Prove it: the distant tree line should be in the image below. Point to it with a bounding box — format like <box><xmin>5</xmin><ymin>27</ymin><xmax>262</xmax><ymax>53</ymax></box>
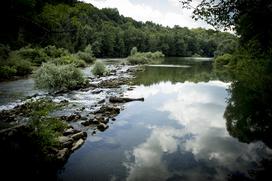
<box><xmin>0</xmin><ymin>0</ymin><xmax>236</xmax><ymax>58</ymax></box>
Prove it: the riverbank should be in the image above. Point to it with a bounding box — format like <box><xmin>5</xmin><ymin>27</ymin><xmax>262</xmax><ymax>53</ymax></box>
<box><xmin>0</xmin><ymin>63</ymin><xmax>144</xmax><ymax>179</ymax></box>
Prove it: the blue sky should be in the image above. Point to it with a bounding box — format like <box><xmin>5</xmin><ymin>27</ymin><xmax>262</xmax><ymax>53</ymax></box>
<box><xmin>83</xmin><ymin>0</ymin><xmax>211</xmax><ymax>29</ymax></box>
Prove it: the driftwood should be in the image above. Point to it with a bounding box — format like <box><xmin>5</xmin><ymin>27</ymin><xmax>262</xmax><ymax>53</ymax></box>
<box><xmin>109</xmin><ymin>97</ymin><xmax>144</xmax><ymax>103</ymax></box>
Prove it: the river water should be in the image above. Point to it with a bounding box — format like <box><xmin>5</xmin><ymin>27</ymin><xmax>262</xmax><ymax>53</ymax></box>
<box><xmin>56</xmin><ymin>57</ymin><xmax>272</xmax><ymax>181</ymax></box>
<box><xmin>1</xmin><ymin>57</ymin><xmax>271</xmax><ymax>180</ymax></box>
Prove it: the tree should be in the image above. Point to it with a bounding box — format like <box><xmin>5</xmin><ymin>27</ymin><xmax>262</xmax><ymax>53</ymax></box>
<box><xmin>180</xmin><ymin>0</ymin><xmax>272</xmax><ymax>52</ymax></box>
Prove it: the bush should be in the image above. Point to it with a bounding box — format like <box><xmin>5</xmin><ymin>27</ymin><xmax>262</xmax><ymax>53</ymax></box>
<box><xmin>0</xmin><ymin>65</ymin><xmax>17</xmax><ymax>79</ymax></box>
<box><xmin>51</xmin><ymin>55</ymin><xmax>86</xmax><ymax>67</ymax></box>
<box><xmin>127</xmin><ymin>51</ymin><xmax>165</xmax><ymax>65</ymax></box>
<box><xmin>76</xmin><ymin>44</ymin><xmax>96</xmax><ymax>63</ymax></box>
<box><xmin>130</xmin><ymin>47</ymin><xmax>138</xmax><ymax>56</ymax></box>
<box><xmin>0</xmin><ymin>44</ymin><xmax>10</xmax><ymax>62</ymax></box>
<box><xmin>8</xmin><ymin>52</ymin><xmax>33</xmax><ymax>76</ymax></box>
<box><xmin>91</xmin><ymin>60</ymin><xmax>107</xmax><ymax>76</ymax></box>
<box><xmin>43</xmin><ymin>45</ymin><xmax>69</xmax><ymax>58</ymax></box>
<box><xmin>34</xmin><ymin>63</ymin><xmax>85</xmax><ymax>91</ymax></box>
<box><xmin>16</xmin><ymin>46</ymin><xmax>48</xmax><ymax>65</ymax></box>
<box><xmin>214</xmin><ymin>53</ymin><xmax>234</xmax><ymax>68</ymax></box>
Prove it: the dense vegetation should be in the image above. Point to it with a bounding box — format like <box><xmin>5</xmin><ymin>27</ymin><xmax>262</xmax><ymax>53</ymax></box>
<box><xmin>91</xmin><ymin>60</ymin><xmax>107</xmax><ymax>76</ymax></box>
<box><xmin>34</xmin><ymin>63</ymin><xmax>86</xmax><ymax>91</ymax></box>
<box><xmin>1</xmin><ymin>0</ymin><xmax>236</xmax><ymax>59</ymax></box>
<box><xmin>181</xmin><ymin>0</ymin><xmax>272</xmax><ymax>149</ymax></box>
<box><xmin>127</xmin><ymin>47</ymin><xmax>165</xmax><ymax>65</ymax></box>
<box><xmin>0</xmin><ymin>45</ymin><xmax>94</xmax><ymax>80</ymax></box>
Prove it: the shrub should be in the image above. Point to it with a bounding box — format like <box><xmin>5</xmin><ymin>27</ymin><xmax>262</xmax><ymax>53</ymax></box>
<box><xmin>0</xmin><ymin>44</ymin><xmax>10</xmax><ymax>62</ymax></box>
<box><xmin>76</xmin><ymin>44</ymin><xmax>96</xmax><ymax>63</ymax></box>
<box><xmin>127</xmin><ymin>51</ymin><xmax>165</xmax><ymax>65</ymax></box>
<box><xmin>91</xmin><ymin>60</ymin><xmax>107</xmax><ymax>76</ymax></box>
<box><xmin>34</xmin><ymin>63</ymin><xmax>85</xmax><ymax>91</ymax></box>
<box><xmin>16</xmin><ymin>47</ymin><xmax>48</xmax><ymax>65</ymax></box>
<box><xmin>214</xmin><ymin>53</ymin><xmax>234</xmax><ymax>68</ymax></box>
<box><xmin>43</xmin><ymin>45</ymin><xmax>69</xmax><ymax>58</ymax></box>
<box><xmin>8</xmin><ymin>52</ymin><xmax>33</xmax><ymax>76</ymax></box>
<box><xmin>51</xmin><ymin>55</ymin><xmax>86</xmax><ymax>67</ymax></box>
<box><xmin>0</xmin><ymin>65</ymin><xmax>17</xmax><ymax>79</ymax></box>
<box><xmin>130</xmin><ymin>47</ymin><xmax>138</xmax><ymax>56</ymax></box>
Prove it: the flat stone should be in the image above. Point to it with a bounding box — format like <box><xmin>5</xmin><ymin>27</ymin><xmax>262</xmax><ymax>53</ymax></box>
<box><xmin>71</xmin><ymin>139</ymin><xmax>85</xmax><ymax>152</ymax></box>
<box><xmin>71</xmin><ymin>131</ymin><xmax>87</xmax><ymax>140</ymax></box>
<box><xmin>57</xmin><ymin>148</ymin><xmax>70</xmax><ymax>160</ymax></box>
<box><xmin>63</xmin><ymin>128</ymin><xmax>79</xmax><ymax>136</ymax></box>
<box><xmin>58</xmin><ymin>136</ymin><xmax>74</xmax><ymax>148</ymax></box>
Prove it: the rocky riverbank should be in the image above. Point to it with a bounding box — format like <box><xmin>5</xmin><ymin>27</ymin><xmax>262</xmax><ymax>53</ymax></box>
<box><xmin>0</xmin><ymin>64</ymin><xmax>144</xmax><ymax>179</ymax></box>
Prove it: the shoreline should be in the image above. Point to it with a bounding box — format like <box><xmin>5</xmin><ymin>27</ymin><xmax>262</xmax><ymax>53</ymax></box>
<box><xmin>0</xmin><ymin>63</ymin><xmax>144</xmax><ymax>179</ymax></box>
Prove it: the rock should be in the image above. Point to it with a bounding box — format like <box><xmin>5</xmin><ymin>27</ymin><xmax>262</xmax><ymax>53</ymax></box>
<box><xmin>97</xmin><ymin>123</ymin><xmax>109</xmax><ymax>131</ymax></box>
<box><xmin>81</xmin><ymin>115</ymin><xmax>99</xmax><ymax>126</ymax></box>
<box><xmin>71</xmin><ymin>131</ymin><xmax>87</xmax><ymax>140</ymax></box>
<box><xmin>60</xmin><ymin>99</ymin><xmax>69</xmax><ymax>103</ymax></box>
<box><xmin>60</xmin><ymin>114</ymin><xmax>81</xmax><ymax>122</ymax></box>
<box><xmin>127</xmin><ymin>87</ymin><xmax>135</xmax><ymax>91</ymax></box>
<box><xmin>63</xmin><ymin>128</ymin><xmax>80</xmax><ymax>136</ymax></box>
<box><xmin>57</xmin><ymin>148</ymin><xmax>70</xmax><ymax>161</ymax></box>
<box><xmin>58</xmin><ymin>136</ymin><xmax>74</xmax><ymax>148</ymax></box>
<box><xmin>98</xmin><ymin>99</ymin><xmax>105</xmax><ymax>104</ymax></box>
<box><xmin>92</xmin><ymin>89</ymin><xmax>103</xmax><ymax>94</ymax></box>
<box><xmin>109</xmin><ymin>97</ymin><xmax>144</xmax><ymax>103</ymax></box>
<box><xmin>112</xmin><ymin>118</ymin><xmax>116</xmax><ymax>121</ymax></box>
<box><xmin>95</xmin><ymin>106</ymin><xmax>120</xmax><ymax>116</ymax></box>
<box><xmin>81</xmin><ymin>120</ymin><xmax>91</xmax><ymax>126</ymax></box>
<box><xmin>71</xmin><ymin>139</ymin><xmax>85</xmax><ymax>152</ymax></box>
<box><xmin>95</xmin><ymin>116</ymin><xmax>109</xmax><ymax>124</ymax></box>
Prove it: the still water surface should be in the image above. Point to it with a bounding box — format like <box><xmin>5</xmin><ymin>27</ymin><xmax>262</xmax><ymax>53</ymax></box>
<box><xmin>59</xmin><ymin>58</ymin><xmax>272</xmax><ymax>180</ymax></box>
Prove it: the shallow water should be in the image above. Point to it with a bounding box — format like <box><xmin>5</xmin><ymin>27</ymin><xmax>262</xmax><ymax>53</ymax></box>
<box><xmin>58</xmin><ymin>58</ymin><xmax>272</xmax><ymax>180</ymax></box>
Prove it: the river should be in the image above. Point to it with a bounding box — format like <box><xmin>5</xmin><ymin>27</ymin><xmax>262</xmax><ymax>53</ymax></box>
<box><xmin>57</xmin><ymin>57</ymin><xmax>272</xmax><ymax>181</ymax></box>
<box><xmin>1</xmin><ymin>57</ymin><xmax>271</xmax><ymax>180</ymax></box>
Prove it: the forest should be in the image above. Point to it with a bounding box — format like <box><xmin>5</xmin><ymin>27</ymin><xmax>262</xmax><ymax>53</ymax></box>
<box><xmin>0</xmin><ymin>0</ymin><xmax>236</xmax><ymax>58</ymax></box>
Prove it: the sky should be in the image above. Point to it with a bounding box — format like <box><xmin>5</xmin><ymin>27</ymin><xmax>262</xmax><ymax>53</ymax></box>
<box><xmin>83</xmin><ymin>0</ymin><xmax>212</xmax><ymax>29</ymax></box>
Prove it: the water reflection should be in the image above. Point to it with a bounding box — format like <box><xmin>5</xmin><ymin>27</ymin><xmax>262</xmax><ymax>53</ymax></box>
<box><xmin>124</xmin><ymin>81</ymin><xmax>272</xmax><ymax>181</ymax></box>
<box><xmin>59</xmin><ymin>57</ymin><xmax>272</xmax><ymax>181</ymax></box>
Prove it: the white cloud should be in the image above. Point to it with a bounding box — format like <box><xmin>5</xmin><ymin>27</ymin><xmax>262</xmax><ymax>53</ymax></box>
<box><xmin>84</xmin><ymin>0</ymin><xmax>212</xmax><ymax>28</ymax></box>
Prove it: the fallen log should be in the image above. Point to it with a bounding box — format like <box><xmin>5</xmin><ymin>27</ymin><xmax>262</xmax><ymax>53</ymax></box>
<box><xmin>109</xmin><ymin>97</ymin><xmax>144</xmax><ymax>103</ymax></box>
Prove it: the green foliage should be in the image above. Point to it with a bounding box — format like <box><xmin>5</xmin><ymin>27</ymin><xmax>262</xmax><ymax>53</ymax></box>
<box><xmin>34</xmin><ymin>63</ymin><xmax>85</xmax><ymax>91</ymax></box>
<box><xmin>7</xmin><ymin>52</ymin><xmax>33</xmax><ymax>76</ymax></box>
<box><xmin>91</xmin><ymin>60</ymin><xmax>107</xmax><ymax>76</ymax></box>
<box><xmin>0</xmin><ymin>65</ymin><xmax>17</xmax><ymax>79</ymax></box>
<box><xmin>30</xmin><ymin>118</ymin><xmax>67</xmax><ymax>149</ymax></box>
<box><xmin>76</xmin><ymin>44</ymin><xmax>96</xmax><ymax>63</ymax></box>
<box><xmin>27</xmin><ymin>99</ymin><xmax>62</xmax><ymax>118</ymax></box>
<box><xmin>1</xmin><ymin>1</ymin><xmax>236</xmax><ymax>58</ymax></box>
<box><xmin>27</xmin><ymin>99</ymin><xmax>68</xmax><ymax>151</ymax></box>
<box><xmin>213</xmin><ymin>53</ymin><xmax>234</xmax><ymax>68</ymax></box>
<box><xmin>51</xmin><ymin>54</ymin><xmax>86</xmax><ymax>67</ymax></box>
<box><xmin>16</xmin><ymin>46</ymin><xmax>48</xmax><ymax>65</ymax></box>
<box><xmin>43</xmin><ymin>45</ymin><xmax>69</xmax><ymax>58</ymax></box>
<box><xmin>0</xmin><ymin>44</ymin><xmax>10</xmax><ymax>62</ymax></box>
<box><xmin>130</xmin><ymin>47</ymin><xmax>138</xmax><ymax>56</ymax></box>
<box><xmin>127</xmin><ymin>51</ymin><xmax>165</xmax><ymax>65</ymax></box>
<box><xmin>214</xmin><ymin>39</ymin><xmax>238</xmax><ymax>57</ymax></box>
